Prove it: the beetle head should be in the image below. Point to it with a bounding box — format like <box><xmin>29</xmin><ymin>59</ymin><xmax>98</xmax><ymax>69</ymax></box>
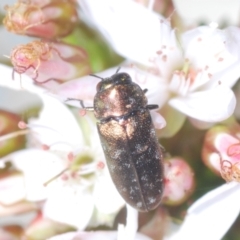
<box><xmin>90</xmin><ymin>68</ymin><xmax>132</xmax><ymax>93</ymax></box>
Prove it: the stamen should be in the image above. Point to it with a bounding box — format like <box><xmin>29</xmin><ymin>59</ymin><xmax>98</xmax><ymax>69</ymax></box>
<box><xmin>97</xmin><ymin>161</ymin><xmax>105</xmax><ymax>170</ymax></box>
<box><xmin>43</xmin><ymin>167</ymin><xmax>69</xmax><ymax>186</ymax></box>
<box><xmin>42</xmin><ymin>144</ymin><xmax>50</xmax><ymax>150</ymax></box>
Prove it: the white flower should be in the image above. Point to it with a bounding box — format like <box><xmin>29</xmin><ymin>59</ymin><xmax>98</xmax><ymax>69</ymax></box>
<box><xmin>78</xmin><ymin>0</ymin><xmax>240</xmax><ymax>135</ymax></box>
<box><xmin>0</xmin><ymin>64</ymin><xmax>124</xmax><ymax>229</ymax></box>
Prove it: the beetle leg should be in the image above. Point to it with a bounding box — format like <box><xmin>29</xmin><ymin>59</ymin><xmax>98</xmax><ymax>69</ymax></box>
<box><xmin>143</xmin><ymin>89</ymin><xmax>148</xmax><ymax>94</ymax></box>
<box><xmin>146</xmin><ymin>104</ymin><xmax>159</xmax><ymax>110</ymax></box>
<box><xmin>66</xmin><ymin>98</ymin><xmax>94</xmax><ymax>111</ymax></box>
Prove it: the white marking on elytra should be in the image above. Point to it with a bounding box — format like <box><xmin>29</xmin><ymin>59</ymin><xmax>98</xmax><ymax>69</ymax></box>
<box><xmin>124</xmin><ymin>163</ymin><xmax>131</xmax><ymax>168</ymax></box>
<box><xmin>148</xmin><ymin>197</ymin><xmax>156</xmax><ymax>204</ymax></box>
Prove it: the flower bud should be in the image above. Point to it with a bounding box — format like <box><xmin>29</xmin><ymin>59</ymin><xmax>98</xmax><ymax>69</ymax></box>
<box><xmin>162</xmin><ymin>157</ymin><xmax>195</xmax><ymax>205</ymax></box>
<box><xmin>3</xmin><ymin>0</ymin><xmax>78</xmax><ymax>39</ymax></box>
<box><xmin>0</xmin><ymin>110</ymin><xmax>25</xmax><ymax>158</ymax></box>
<box><xmin>10</xmin><ymin>40</ymin><xmax>90</xmax><ymax>87</ymax></box>
<box><xmin>202</xmin><ymin>124</ymin><xmax>240</xmax><ymax>182</ymax></box>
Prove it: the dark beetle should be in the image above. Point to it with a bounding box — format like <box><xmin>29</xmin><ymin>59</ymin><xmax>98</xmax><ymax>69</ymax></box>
<box><xmin>70</xmin><ymin>69</ymin><xmax>164</xmax><ymax>212</ymax></box>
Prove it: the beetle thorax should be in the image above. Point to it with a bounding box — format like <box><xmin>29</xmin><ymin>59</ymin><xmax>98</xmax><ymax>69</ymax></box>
<box><xmin>94</xmin><ymin>83</ymin><xmax>147</xmax><ymax>120</ymax></box>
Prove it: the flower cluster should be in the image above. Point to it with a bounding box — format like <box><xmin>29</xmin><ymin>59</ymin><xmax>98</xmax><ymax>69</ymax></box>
<box><xmin>1</xmin><ymin>0</ymin><xmax>240</xmax><ymax>240</ymax></box>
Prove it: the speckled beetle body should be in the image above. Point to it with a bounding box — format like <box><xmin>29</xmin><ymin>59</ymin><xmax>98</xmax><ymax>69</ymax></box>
<box><xmin>91</xmin><ymin>70</ymin><xmax>164</xmax><ymax>212</ymax></box>
<box><xmin>70</xmin><ymin>70</ymin><xmax>164</xmax><ymax>212</ymax></box>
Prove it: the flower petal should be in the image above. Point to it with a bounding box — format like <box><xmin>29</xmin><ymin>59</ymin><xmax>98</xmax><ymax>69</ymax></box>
<box><xmin>0</xmin><ymin>172</ymin><xmax>25</xmax><ymax>205</ymax></box>
<box><xmin>169</xmin><ymin>86</ymin><xmax>236</xmax><ymax>122</ymax></box>
<box><xmin>171</xmin><ymin>182</ymin><xmax>240</xmax><ymax>240</ymax></box>
<box><xmin>90</xmin><ymin>170</ymin><xmax>125</xmax><ymax>228</ymax></box>
<box><xmin>78</xmin><ymin>0</ymin><xmax>165</xmax><ymax>65</ymax></box>
<box><xmin>0</xmin><ymin>63</ymin><xmax>45</xmax><ymax>93</ymax></box>
<box><xmin>43</xmin><ymin>186</ymin><xmax>94</xmax><ymax>230</ymax></box>
<box><xmin>182</xmin><ymin>26</ymin><xmax>240</xmax><ymax>75</ymax></box>
<box><xmin>93</xmin><ymin>170</ymin><xmax>125</xmax><ymax>215</ymax></box>
<box><xmin>150</xmin><ymin>111</ymin><xmax>166</xmax><ymax>129</ymax></box>
<box><xmin>29</xmin><ymin>93</ymin><xmax>84</xmax><ymax>148</ymax></box>
<box><xmin>5</xmin><ymin>149</ymin><xmax>66</xmax><ymax>201</ymax></box>
<box><xmin>47</xmin><ymin>231</ymin><xmax>152</xmax><ymax>240</ymax></box>
<box><xmin>157</xmin><ymin>105</ymin><xmax>185</xmax><ymax>137</ymax></box>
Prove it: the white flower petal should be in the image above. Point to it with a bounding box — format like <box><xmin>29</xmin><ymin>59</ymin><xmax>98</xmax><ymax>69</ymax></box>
<box><xmin>0</xmin><ymin>64</ymin><xmax>44</xmax><ymax>114</ymax></box>
<box><xmin>182</xmin><ymin>26</ymin><xmax>240</xmax><ymax>74</ymax></box>
<box><xmin>0</xmin><ymin>64</ymin><xmax>44</xmax><ymax>94</ymax></box>
<box><xmin>47</xmin><ymin>231</ymin><xmax>152</xmax><ymax>240</ymax></box>
<box><xmin>0</xmin><ymin>173</ymin><xmax>25</xmax><ymax>205</ymax></box>
<box><xmin>29</xmin><ymin>93</ymin><xmax>84</xmax><ymax>148</ymax></box>
<box><xmin>53</xmin><ymin>75</ymin><xmax>99</xmax><ymax>108</ymax></box>
<box><xmin>6</xmin><ymin>149</ymin><xmax>66</xmax><ymax>201</ymax></box>
<box><xmin>0</xmin><ymin>84</ymin><xmax>42</xmax><ymax>115</ymax></box>
<box><xmin>44</xmin><ymin>187</ymin><xmax>94</xmax><ymax>230</ymax></box>
<box><xmin>206</xmin><ymin>61</ymin><xmax>240</xmax><ymax>89</ymax></box>
<box><xmin>157</xmin><ymin>105</ymin><xmax>186</xmax><ymax>138</ymax></box>
<box><xmin>169</xmin><ymin>86</ymin><xmax>236</xmax><ymax>122</ymax></box>
<box><xmin>188</xmin><ymin>118</ymin><xmax>214</xmax><ymax>129</ymax></box>
<box><xmin>130</xmin><ymin>69</ymin><xmax>170</xmax><ymax>108</ymax></box>
<box><xmin>79</xmin><ymin>0</ymin><xmax>165</xmax><ymax>65</ymax></box>
<box><xmin>150</xmin><ymin>111</ymin><xmax>166</xmax><ymax>129</ymax></box>
<box><xmin>0</xmin><ymin>64</ymin><xmax>84</xmax><ymax>148</ymax></box>
<box><xmin>171</xmin><ymin>182</ymin><xmax>240</xmax><ymax>240</ymax></box>
<box><xmin>93</xmin><ymin>170</ymin><xmax>125</xmax><ymax>215</ymax></box>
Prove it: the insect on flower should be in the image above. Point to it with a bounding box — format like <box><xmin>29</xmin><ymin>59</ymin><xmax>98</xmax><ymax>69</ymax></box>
<box><xmin>67</xmin><ymin>68</ymin><xmax>164</xmax><ymax>212</ymax></box>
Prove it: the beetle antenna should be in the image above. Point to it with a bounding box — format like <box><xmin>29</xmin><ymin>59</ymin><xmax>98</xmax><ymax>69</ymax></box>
<box><xmin>116</xmin><ymin>67</ymin><xmax>121</xmax><ymax>73</ymax></box>
<box><xmin>89</xmin><ymin>74</ymin><xmax>104</xmax><ymax>80</ymax></box>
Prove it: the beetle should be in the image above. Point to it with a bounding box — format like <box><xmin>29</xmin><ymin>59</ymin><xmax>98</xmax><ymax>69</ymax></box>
<box><xmin>68</xmin><ymin>68</ymin><xmax>164</xmax><ymax>212</ymax></box>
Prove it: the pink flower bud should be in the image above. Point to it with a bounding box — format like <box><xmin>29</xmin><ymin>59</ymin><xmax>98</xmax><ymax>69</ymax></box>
<box><xmin>10</xmin><ymin>40</ymin><xmax>90</xmax><ymax>87</ymax></box>
<box><xmin>202</xmin><ymin>125</ymin><xmax>230</xmax><ymax>175</ymax></box>
<box><xmin>203</xmin><ymin>124</ymin><xmax>240</xmax><ymax>182</ymax></box>
<box><xmin>3</xmin><ymin>0</ymin><xmax>78</xmax><ymax>39</ymax></box>
<box><xmin>162</xmin><ymin>157</ymin><xmax>195</xmax><ymax>205</ymax></box>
